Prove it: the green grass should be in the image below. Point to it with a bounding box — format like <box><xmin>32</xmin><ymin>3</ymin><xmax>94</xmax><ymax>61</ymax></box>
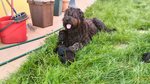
<box><xmin>1</xmin><ymin>0</ymin><xmax>150</xmax><ymax>84</ymax></box>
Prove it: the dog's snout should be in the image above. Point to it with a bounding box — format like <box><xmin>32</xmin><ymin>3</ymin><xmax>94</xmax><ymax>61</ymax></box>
<box><xmin>66</xmin><ymin>17</ymin><xmax>70</xmax><ymax>21</ymax></box>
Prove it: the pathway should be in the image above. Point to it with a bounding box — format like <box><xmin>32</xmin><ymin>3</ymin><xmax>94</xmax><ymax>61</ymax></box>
<box><xmin>0</xmin><ymin>0</ymin><xmax>95</xmax><ymax>80</ymax></box>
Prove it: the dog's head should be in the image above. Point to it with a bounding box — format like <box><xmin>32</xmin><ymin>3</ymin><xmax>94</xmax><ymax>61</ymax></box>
<box><xmin>56</xmin><ymin>45</ymin><xmax>75</xmax><ymax>64</ymax></box>
<box><xmin>63</xmin><ymin>7</ymin><xmax>84</xmax><ymax>30</ymax></box>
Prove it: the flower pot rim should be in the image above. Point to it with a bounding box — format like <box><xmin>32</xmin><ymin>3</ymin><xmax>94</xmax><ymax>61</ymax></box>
<box><xmin>63</xmin><ymin>0</ymin><xmax>70</xmax><ymax>1</ymax></box>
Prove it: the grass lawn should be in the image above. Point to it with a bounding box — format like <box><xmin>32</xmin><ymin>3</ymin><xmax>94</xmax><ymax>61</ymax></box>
<box><xmin>1</xmin><ymin>0</ymin><xmax>150</xmax><ymax>83</ymax></box>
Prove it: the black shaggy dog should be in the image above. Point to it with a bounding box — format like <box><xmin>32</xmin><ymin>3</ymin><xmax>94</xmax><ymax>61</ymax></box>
<box><xmin>54</xmin><ymin>7</ymin><xmax>115</xmax><ymax>63</ymax></box>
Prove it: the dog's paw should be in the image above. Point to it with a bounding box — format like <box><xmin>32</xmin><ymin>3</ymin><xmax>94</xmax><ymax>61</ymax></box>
<box><xmin>65</xmin><ymin>49</ymin><xmax>75</xmax><ymax>63</ymax></box>
<box><xmin>68</xmin><ymin>42</ymin><xmax>83</xmax><ymax>52</ymax></box>
<box><xmin>57</xmin><ymin>46</ymin><xmax>75</xmax><ymax>64</ymax></box>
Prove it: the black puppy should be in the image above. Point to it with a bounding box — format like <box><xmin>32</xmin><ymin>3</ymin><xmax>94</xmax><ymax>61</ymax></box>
<box><xmin>54</xmin><ymin>7</ymin><xmax>115</xmax><ymax>63</ymax></box>
<box><xmin>54</xmin><ymin>42</ymin><xmax>83</xmax><ymax>63</ymax></box>
<box><xmin>142</xmin><ymin>52</ymin><xmax>150</xmax><ymax>63</ymax></box>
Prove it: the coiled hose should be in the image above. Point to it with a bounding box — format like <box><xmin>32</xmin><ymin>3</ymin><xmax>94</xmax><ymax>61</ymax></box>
<box><xmin>0</xmin><ymin>27</ymin><xmax>63</xmax><ymax>66</ymax></box>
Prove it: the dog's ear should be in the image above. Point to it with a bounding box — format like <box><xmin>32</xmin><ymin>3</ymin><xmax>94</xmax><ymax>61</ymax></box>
<box><xmin>77</xmin><ymin>8</ymin><xmax>84</xmax><ymax>20</ymax></box>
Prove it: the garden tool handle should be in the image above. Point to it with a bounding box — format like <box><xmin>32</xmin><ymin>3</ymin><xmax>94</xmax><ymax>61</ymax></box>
<box><xmin>0</xmin><ymin>0</ymin><xmax>8</xmax><ymax>15</ymax></box>
<box><xmin>6</xmin><ymin>0</ymin><xmax>17</xmax><ymax>15</ymax></box>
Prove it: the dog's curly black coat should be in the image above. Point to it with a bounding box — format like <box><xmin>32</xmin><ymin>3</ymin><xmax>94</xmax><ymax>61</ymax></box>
<box><xmin>54</xmin><ymin>7</ymin><xmax>115</xmax><ymax>63</ymax></box>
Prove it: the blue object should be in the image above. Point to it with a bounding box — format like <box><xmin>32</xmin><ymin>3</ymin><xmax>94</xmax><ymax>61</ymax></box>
<box><xmin>54</xmin><ymin>0</ymin><xmax>62</xmax><ymax>16</ymax></box>
<box><xmin>69</xmin><ymin>0</ymin><xmax>76</xmax><ymax>8</ymax></box>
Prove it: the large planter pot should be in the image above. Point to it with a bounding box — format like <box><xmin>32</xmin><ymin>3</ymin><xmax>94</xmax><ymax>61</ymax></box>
<box><xmin>62</xmin><ymin>0</ymin><xmax>69</xmax><ymax>12</ymax></box>
<box><xmin>27</xmin><ymin>0</ymin><xmax>54</xmax><ymax>28</ymax></box>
